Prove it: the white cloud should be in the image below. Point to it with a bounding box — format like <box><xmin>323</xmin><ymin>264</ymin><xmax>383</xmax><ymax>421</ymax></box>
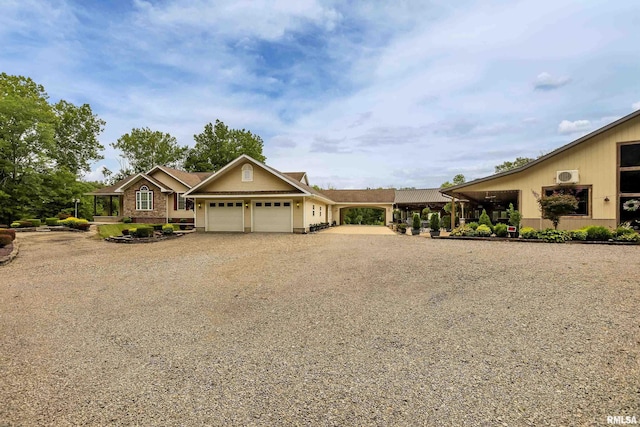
<box><xmin>558</xmin><ymin>120</ymin><xmax>591</xmax><ymax>134</ymax></box>
<box><xmin>534</xmin><ymin>72</ymin><xmax>571</xmax><ymax>90</ymax></box>
<box><xmin>632</xmin><ymin>101</ymin><xmax>640</xmax><ymax>111</ymax></box>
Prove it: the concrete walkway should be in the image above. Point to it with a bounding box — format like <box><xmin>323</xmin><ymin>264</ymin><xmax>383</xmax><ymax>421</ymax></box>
<box><xmin>320</xmin><ymin>225</ymin><xmax>396</xmax><ymax>235</ymax></box>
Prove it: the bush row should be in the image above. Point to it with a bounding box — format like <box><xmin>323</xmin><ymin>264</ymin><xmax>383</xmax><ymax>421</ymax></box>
<box><xmin>0</xmin><ymin>234</ymin><xmax>12</xmax><ymax>248</ymax></box>
<box><xmin>518</xmin><ymin>225</ymin><xmax>639</xmax><ymax>243</ymax></box>
<box><xmin>451</xmin><ymin>224</ymin><xmax>639</xmax><ymax>243</ymax></box>
<box><xmin>122</xmin><ymin>224</ymin><xmax>174</xmax><ymax>238</ymax></box>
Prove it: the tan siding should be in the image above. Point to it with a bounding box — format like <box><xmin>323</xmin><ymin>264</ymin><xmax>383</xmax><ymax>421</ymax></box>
<box><xmin>453</xmin><ymin>115</ymin><xmax>640</xmax><ymax>225</ymax></box>
<box><xmin>200</xmin><ymin>162</ymin><xmax>299</xmax><ymax>193</ymax></box>
<box><xmin>148</xmin><ymin>170</ymin><xmax>190</xmax><ymax>193</ymax></box>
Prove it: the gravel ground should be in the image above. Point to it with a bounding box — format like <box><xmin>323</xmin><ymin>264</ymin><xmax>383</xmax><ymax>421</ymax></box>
<box><xmin>1</xmin><ymin>230</ymin><xmax>639</xmax><ymax>426</ymax></box>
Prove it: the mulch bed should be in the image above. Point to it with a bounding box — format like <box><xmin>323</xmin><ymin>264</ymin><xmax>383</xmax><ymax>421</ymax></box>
<box><xmin>105</xmin><ymin>233</ymin><xmax>184</xmax><ymax>244</ymax></box>
<box><xmin>0</xmin><ymin>243</ymin><xmax>12</xmax><ymax>258</ymax></box>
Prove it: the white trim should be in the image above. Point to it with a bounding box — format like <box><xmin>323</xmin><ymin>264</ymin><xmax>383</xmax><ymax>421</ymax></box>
<box><xmin>241</xmin><ymin>163</ymin><xmax>254</xmax><ymax>182</ymax></box>
<box><xmin>186</xmin><ymin>193</ymin><xmax>305</xmax><ymax>199</ymax></box>
<box><xmin>135</xmin><ymin>185</ymin><xmax>154</xmax><ymax>211</ymax></box>
<box><xmin>116</xmin><ymin>173</ymin><xmax>173</xmax><ymax>193</ymax></box>
<box><xmin>184</xmin><ymin>154</ymin><xmax>313</xmax><ymax>197</ymax></box>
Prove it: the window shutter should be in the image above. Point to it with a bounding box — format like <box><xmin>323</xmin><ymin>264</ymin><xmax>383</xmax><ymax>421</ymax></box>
<box><xmin>174</xmin><ymin>193</ymin><xmax>178</xmax><ymax>210</ymax></box>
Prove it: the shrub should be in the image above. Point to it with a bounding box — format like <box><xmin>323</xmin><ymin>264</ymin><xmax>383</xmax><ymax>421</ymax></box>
<box><xmin>123</xmin><ymin>217</ymin><xmax>132</xmax><ymax>224</ymax></box>
<box><xmin>450</xmin><ymin>225</ymin><xmax>475</xmax><ymax>236</ymax></box>
<box><xmin>494</xmin><ymin>223</ymin><xmax>508</xmax><ymax>237</ymax></box>
<box><xmin>520</xmin><ymin>227</ymin><xmax>539</xmax><ymax>239</ymax></box>
<box><xmin>538</xmin><ymin>194</ymin><xmax>578</xmax><ymax>229</ymax></box>
<box><xmin>121</xmin><ymin>228</ymin><xmax>130</xmax><ymax>236</ymax></box>
<box><xmin>475</xmin><ymin>224</ymin><xmax>492</xmax><ymax>237</ymax></box>
<box><xmin>440</xmin><ymin>215</ymin><xmax>451</xmax><ymax>230</ymax></box>
<box><xmin>614</xmin><ymin>225</ymin><xmax>637</xmax><ymax>237</ymax></box>
<box><xmin>128</xmin><ymin>227</ymin><xmax>138</xmax><ymax>237</ymax></box>
<box><xmin>421</xmin><ymin>207</ymin><xmax>431</xmax><ymax>220</ymax></box>
<box><xmin>429</xmin><ymin>213</ymin><xmax>440</xmax><ymax>231</ymax></box>
<box><xmin>76</xmin><ymin>221</ymin><xmax>90</xmax><ymax>231</ymax></box>
<box><xmin>507</xmin><ymin>203</ymin><xmax>522</xmax><ymax>230</ymax></box>
<box><xmin>615</xmin><ymin>232</ymin><xmax>640</xmax><ymax>242</ymax></box>
<box><xmin>0</xmin><ymin>229</ymin><xmax>16</xmax><ymax>241</ymax></box>
<box><xmin>0</xmin><ymin>235</ymin><xmax>12</xmax><ymax>247</ymax></box>
<box><xmin>467</xmin><ymin>222</ymin><xmax>479</xmax><ymax>230</ymax></box>
<box><xmin>60</xmin><ymin>217</ymin><xmax>80</xmax><ymax>228</ymax></box>
<box><xmin>135</xmin><ymin>226</ymin><xmax>154</xmax><ymax>238</ymax></box>
<box><xmin>584</xmin><ymin>226</ymin><xmax>613</xmax><ymax>241</ymax></box>
<box><xmin>10</xmin><ymin>222</ymin><xmax>21</xmax><ymax>228</ymax></box>
<box><xmin>152</xmin><ymin>224</ymin><xmax>163</xmax><ymax>231</ymax></box>
<box><xmin>478</xmin><ymin>209</ymin><xmax>493</xmax><ymax>230</ymax></box>
<box><xmin>396</xmin><ymin>223</ymin><xmax>407</xmax><ymax>233</ymax></box>
<box><xmin>538</xmin><ymin>228</ymin><xmax>571</xmax><ymax>243</ymax></box>
<box><xmin>412</xmin><ymin>213</ymin><xmax>421</xmax><ymax>230</ymax></box>
<box><xmin>162</xmin><ymin>224</ymin><xmax>174</xmax><ymax>235</ymax></box>
<box><xmin>45</xmin><ymin>217</ymin><xmax>60</xmax><ymax>226</ymax></box>
<box><xmin>569</xmin><ymin>230</ymin><xmax>587</xmax><ymax>241</ymax></box>
<box><xmin>23</xmin><ymin>218</ymin><xmax>41</xmax><ymax>227</ymax></box>
<box><xmin>57</xmin><ymin>212</ymin><xmax>71</xmax><ymax>220</ymax></box>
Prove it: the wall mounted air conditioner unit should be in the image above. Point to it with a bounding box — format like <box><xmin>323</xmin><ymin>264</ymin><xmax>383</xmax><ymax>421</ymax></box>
<box><xmin>556</xmin><ymin>170</ymin><xmax>579</xmax><ymax>184</ymax></box>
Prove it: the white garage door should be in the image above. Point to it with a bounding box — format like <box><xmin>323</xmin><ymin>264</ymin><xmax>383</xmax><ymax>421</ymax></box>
<box><xmin>207</xmin><ymin>201</ymin><xmax>243</xmax><ymax>232</ymax></box>
<box><xmin>253</xmin><ymin>201</ymin><xmax>292</xmax><ymax>232</ymax></box>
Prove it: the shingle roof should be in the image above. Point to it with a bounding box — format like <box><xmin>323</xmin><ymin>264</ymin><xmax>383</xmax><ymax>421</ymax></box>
<box><xmin>86</xmin><ymin>175</ymin><xmax>137</xmax><ymax>195</ymax></box>
<box><xmin>394</xmin><ymin>189</ymin><xmax>451</xmax><ymax>204</ymax></box>
<box><xmin>319</xmin><ymin>189</ymin><xmax>396</xmax><ymax>203</ymax></box>
<box><xmin>156</xmin><ymin>166</ymin><xmax>211</xmax><ymax>187</ymax></box>
<box><xmin>283</xmin><ymin>172</ymin><xmax>306</xmax><ymax>182</ymax></box>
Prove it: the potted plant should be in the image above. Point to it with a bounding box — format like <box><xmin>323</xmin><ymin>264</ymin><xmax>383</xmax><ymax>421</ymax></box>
<box><xmin>411</xmin><ymin>213</ymin><xmax>421</xmax><ymax>235</ymax></box>
<box><xmin>397</xmin><ymin>223</ymin><xmax>407</xmax><ymax>234</ymax></box>
<box><xmin>179</xmin><ymin>218</ymin><xmax>188</xmax><ymax>230</ymax></box>
<box><xmin>429</xmin><ymin>213</ymin><xmax>440</xmax><ymax>237</ymax></box>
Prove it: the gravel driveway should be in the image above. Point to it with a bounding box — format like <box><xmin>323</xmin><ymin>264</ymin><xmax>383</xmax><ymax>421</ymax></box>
<box><xmin>1</xmin><ymin>231</ymin><xmax>639</xmax><ymax>426</ymax></box>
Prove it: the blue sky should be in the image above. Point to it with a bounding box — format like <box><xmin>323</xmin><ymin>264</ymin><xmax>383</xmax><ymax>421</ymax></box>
<box><xmin>2</xmin><ymin>0</ymin><xmax>640</xmax><ymax>188</ymax></box>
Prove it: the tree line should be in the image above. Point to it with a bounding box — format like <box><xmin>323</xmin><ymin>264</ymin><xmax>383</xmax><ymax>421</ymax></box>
<box><xmin>0</xmin><ymin>73</ymin><xmax>266</xmax><ymax>224</ymax></box>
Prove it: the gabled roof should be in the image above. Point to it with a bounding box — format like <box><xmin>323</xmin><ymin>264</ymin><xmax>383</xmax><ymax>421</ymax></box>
<box><xmin>394</xmin><ymin>189</ymin><xmax>451</xmax><ymax>204</ymax></box>
<box><xmin>319</xmin><ymin>189</ymin><xmax>395</xmax><ymax>204</ymax></box>
<box><xmin>284</xmin><ymin>172</ymin><xmax>308</xmax><ymax>185</ymax></box>
<box><xmin>441</xmin><ymin>108</ymin><xmax>640</xmax><ymax>194</ymax></box>
<box><xmin>86</xmin><ymin>174</ymin><xmax>137</xmax><ymax>196</ymax></box>
<box><xmin>116</xmin><ymin>172</ymin><xmax>173</xmax><ymax>193</ymax></box>
<box><xmin>184</xmin><ymin>154</ymin><xmax>335</xmax><ymax>204</ymax></box>
<box><xmin>147</xmin><ymin>165</ymin><xmax>204</xmax><ymax>188</ymax></box>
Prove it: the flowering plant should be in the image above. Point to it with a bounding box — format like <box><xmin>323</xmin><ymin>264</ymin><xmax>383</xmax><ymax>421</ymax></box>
<box><xmin>623</xmin><ymin>199</ymin><xmax>640</xmax><ymax>212</ymax></box>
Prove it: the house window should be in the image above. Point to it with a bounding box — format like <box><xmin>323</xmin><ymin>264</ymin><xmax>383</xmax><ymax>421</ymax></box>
<box><xmin>136</xmin><ymin>185</ymin><xmax>153</xmax><ymax>211</ymax></box>
<box><xmin>242</xmin><ymin>164</ymin><xmax>253</xmax><ymax>182</ymax></box>
<box><xmin>177</xmin><ymin>193</ymin><xmax>186</xmax><ymax>210</ymax></box>
<box><xmin>312</xmin><ymin>204</ymin><xmax>315</xmax><ymax>216</ymax></box>
<box><xmin>319</xmin><ymin>206</ymin><xmax>322</xmax><ymax>216</ymax></box>
<box><xmin>543</xmin><ymin>186</ymin><xmax>590</xmax><ymax>216</ymax></box>
<box><xmin>619</xmin><ymin>142</ymin><xmax>640</xmax><ymax>224</ymax></box>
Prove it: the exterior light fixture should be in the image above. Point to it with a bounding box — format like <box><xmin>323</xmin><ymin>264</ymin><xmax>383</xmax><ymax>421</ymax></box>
<box><xmin>604</xmin><ymin>196</ymin><xmax>610</xmax><ymax>202</ymax></box>
<box><xmin>197</xmin><ymin>202</ymin><xmax>202</xmax><ymax>209</ymax></box>
<box><xmin>245</xmin><ymin>203</ymin><xmax>249</xmax><ymax>208</ymax></box>
<box><xmin>296</xmin><ymin>202</ymin><xmax>300</xmax><ymax>208</ymax></box>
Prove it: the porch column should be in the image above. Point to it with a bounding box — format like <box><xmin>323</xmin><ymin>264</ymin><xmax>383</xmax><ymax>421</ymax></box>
<box><xmin>451</xmin><ymin>197</ymin><xmax>457</xmax><ymax>229</ymax></box>
<box><xmin>94</xmin><ymin>196</ymin><xmax>97</xmax><ymax>216</ymax></box>
<box><xmin>108</xmin><ymin>195</ymin><xmax>113</xmax><ymax>216</ymax></box>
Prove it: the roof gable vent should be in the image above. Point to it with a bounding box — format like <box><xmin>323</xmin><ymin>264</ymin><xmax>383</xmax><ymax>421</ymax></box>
<box><xmin>556</xmin><ymin>170</ymin><xmax>579</xmax><ymax>184</ymax></box>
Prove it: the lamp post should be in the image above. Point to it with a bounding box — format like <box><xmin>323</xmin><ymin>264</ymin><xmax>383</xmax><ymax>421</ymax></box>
<box><xmin>73</xmin><ymin>199</ymin><xmax>80</xmax><ymax>218</ymax></box>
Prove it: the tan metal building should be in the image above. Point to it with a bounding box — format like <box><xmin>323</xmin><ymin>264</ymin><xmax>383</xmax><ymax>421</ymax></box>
<box><xmin>441</xmin><ymin>109</ymin><xmax>640</xmax><ymax>230</ymax></box>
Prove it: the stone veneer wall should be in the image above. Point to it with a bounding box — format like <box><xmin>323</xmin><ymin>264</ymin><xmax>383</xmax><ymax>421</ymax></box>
<box><xmin>122</xmin><ymin>179</ymin><xmax>167</xmax><ymax>223</ymax></box>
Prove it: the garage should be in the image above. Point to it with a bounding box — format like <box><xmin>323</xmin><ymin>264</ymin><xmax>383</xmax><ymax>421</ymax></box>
<box><xmin>253</xmin><ymin>200</ymin><xmax>292</xmax><ymax>232</ymax></box>
<box><xmin>207</xmin><ymin>201</ymin><xmax>244</xmax><ymax>232</ymax></box>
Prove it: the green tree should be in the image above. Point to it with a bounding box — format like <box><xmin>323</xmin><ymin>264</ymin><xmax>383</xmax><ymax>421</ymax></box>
<box><xmin>494</xmin><ymin>157</ymin><xmax>535</xmax><ymax>174</ymax></box>
<box><xmin>507</xmin><ymin>203</ymin><xmax>522</xmax><ymax>229</ymax></box>
<box><xmin>440</xmin><ymin>174</ymin><xmax>466</xmax><ymax>188</ymax></box>
<box><xmin>538</xmin><ymin>194</ymin><xmax>579</xmax><ymax>229</ymax></box>
<box><xmin>184</xmin><ymin>119</ymin><xmax>266</xmax><ymax>172</ymax></box>
<box><xmin>478</xmin><ymin>209</ymin><xmax>493</xmax><ymax>230</ymax></box>
<box><xmin>0</xmin><ymin>73</ymin><xmax>56</xmax><ymax>223</ymax></box>
<box><xmin>0</xmin><ymin>73</ymin><xmax>106</xmax><ymax>224</ymax></box>
<box><xmin>52</xmin><ymin>100</ymin><xmax>105</xmax><ymax>175</ymax></box>
<box><xmin>111</xmin><ymin>127</ymin><xmax>187</xmax><ymax>174</ymax></box>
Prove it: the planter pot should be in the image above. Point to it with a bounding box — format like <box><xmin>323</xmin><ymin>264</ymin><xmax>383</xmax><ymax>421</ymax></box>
<box><xmin>399</xmin><ymin>228</ymin><xmax>407</xmax><ymax>234</ymax></box>
<box><xmin>411</xmin><ymin>228</ymin><xmax>421</xmax><ymax>235</ymax></box>
<box><xmin>430</xmin><ymin>231</ymin><xmax>441</xmax><ymax>237</ymax></box>
<box><xmin>179</xmin><ymin>224</ymin><xmax>187</xmax><ymax>230</ymax></box>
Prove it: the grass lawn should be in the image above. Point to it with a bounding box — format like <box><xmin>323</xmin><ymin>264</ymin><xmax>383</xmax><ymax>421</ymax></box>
<box><xmin>96</xmin><ymin>223</ymin><xmax>181</xmax><ymax>239</ymax></box>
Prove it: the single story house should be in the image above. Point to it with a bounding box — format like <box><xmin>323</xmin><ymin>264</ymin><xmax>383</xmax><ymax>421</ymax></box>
<box><xmin>440</xmin><ymin>109</ymin><xmax>640</xmax><ymax>230</ymax></box>
<box><xmin>87</xmin><ymin>166</ymin><xmax>213</xmax><ymax>224</ymax></box>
